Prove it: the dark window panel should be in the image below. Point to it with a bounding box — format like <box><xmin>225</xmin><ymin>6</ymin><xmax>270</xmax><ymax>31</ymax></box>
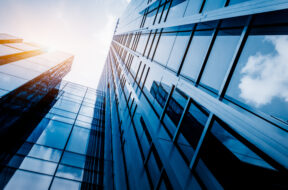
<box><xmin>195</xmin><ymin>119</ymin><xmax>285</xmax><ymax>189</ymax></box>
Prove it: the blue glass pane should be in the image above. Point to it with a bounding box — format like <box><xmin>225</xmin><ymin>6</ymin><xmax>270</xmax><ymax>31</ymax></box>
<box><xmin>56</xmin><ymin>165</ymin><xmax>83</xmax><ymax>181</ymax></box>
<box><xmin>202</xmin><ymin>0</ymin><xmax>226</xmax><ymax>12</ymax></box>
<box><xmin>27</xmin><ymin>118</ymin><xmax>50</xmax><ymax>143</ymax></box>
<box><xmin>49</xmin><ymin>108</ymin><xmax>77</xmax><ymax>119</ymax></box>
<box><xmin>66</xmin><ymin>127</ymin><xmax>90</xmax><ymax>154</ymax></box>
<box><xmin>181</xmin><ymin>30</ymin><xmax>213</xmax><ymax>80</ymax></box>
<box><xmin>166</xmin><ymin>32</ymin><xmax>191</xmax><ymax>71</ymax></box>
<box><xmin>61</xmin><ymin>152</ymin><xmax>86</xmax><ymax>168</ymax></box>
<box><xmin>19</xmin><ymin>157</ymin><xmax>57</xmax><ymax>175</ymax></box>
<box><xmin>184</xmin><ymin>0</ymin><xmax>203</xmax><ymax>16</ymax></box>
<box><xmin>200</xmin><ymin>28</ymin><xmax>242</xmax><ymax>92</ymax></box>
<box><xmin>36</xmin><ymin>120</ymin><xmax>72</xmax><ymax>149</ymax></box>
<box><xmin>229</xmin><ymin>0</ymin><xmax>253</xmax><ymax>5</ymax></box>
<box><xmin>166</xmin><ymin>0</ymin><xmax>187</xmax><ymax>21</ymax></box>
<box><xmin>28</xmin><ymin>144</ymin><xmax>62</xmax><ymax>162</ymax></box>
<box><xmin>54</xmin><ymin>99</ymin><xmax>81</xmax><ymax>113</ymax></box>
<box><xmin>51</xmin><ymin>178</ymin><xmax>80</xmax><ymax>190</ymax></box>
<box><xmin>0</xmin><ymin>72</ymin><xmax>27</xmax><ymax>91</ymax></box>
<box><xmin>226</xmin><ymin>26</ymin><xmax>288</xmax><ymax>123</ymax></box>
<box><xmin>154</xmin><ymin>33</ymin><xmax>177</xmax><ymax>65</ymax></box>
<box><xmin>79</xmin><ymin>106</ymin><xmax>95</xmax><ymax>118</ymax></box>
<box><xmin>5</xmin><ymin>170</ymin><xmax>52</xmax><ymax>190</ymax></box>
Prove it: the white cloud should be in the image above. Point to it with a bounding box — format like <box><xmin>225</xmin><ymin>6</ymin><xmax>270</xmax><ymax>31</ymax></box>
<box><xmin>239</xmin><ymin>36</ymin><xmax>288</xmax><ymax>107</ymax></box>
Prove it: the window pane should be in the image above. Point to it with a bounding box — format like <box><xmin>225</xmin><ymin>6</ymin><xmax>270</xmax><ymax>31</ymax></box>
<box><xmin>200</xmin><ymin>28</ymin><xmax>242</xmax><ymax>92</ymax></box>
<box><xmin>229</xmin><ymin>0</ymin><xmax>253</xmax><ymax>5</ymax></box>
<box><xmin>195</xmin><ymin>119</ymin><xmax>282</xmax><ymax>189</ymax></box>
<box><xmin>177</xmin><ymin>100</ymin><xmax>209</xmax><ymax>161</ymax></box>
<box><xmin>19</xmin><ymin>157</ymin><xmax>57</xmax><ymax>175</ymax></box>
<box><xmin>153</xmin><ymin>32</ymin><xmax>177</xmax><ymax>65</ymax></box>
<box><xmin>202</xmin><ymin>0</ymin><xmax>226</xmax><ymax>12</ymax></box>
<box><xmin>166</xmin><ymin>0</ymin><xmax>187</xmax><ymax>21</ymax></box>
<box><xmin>54</xmin><ymin>99</ymin><xmax>81</xmax><ymax>113</ymax></box>
<box><xmin>184</xmin><ymin>0</ymin><xmax>203</xmax><ymax>16</ymax></box>
<box><xmin>136</xmin><ymin>34</ymin><xmax>149</xmax><ymax>54</ymax></box>
<box><xmin>56</xmin><ymin>165</ymin><xmax>83</xmax><ymax>181</ymax></box>
<box><xmin>166</xmin><ymin>31</ymin><xmax>191</xmax><ymax>71</ymax></box>
<box><xmin>66</xmin><ymin>127</ymin><xmax>90</xmax><ymax>154</ymax></box>
<box><xmin>226</xmin><ymin>26</ymin><xmax>288</xmax><ymax>123</ymax></box>
<box><xmin>147</xmin><ymin>152</ymin><xmax>162</xmax><ymax>187</ymax></box>
<box><xmin>51</xmin><ymin>178</ymin><xmax>80</xmax><ymax>190</ymax></box>
<box><xmin>181</xmin><ymin>30</ymin><xmax>213</xmax><ymax>80</ymax></box>
<box><xmin>36</xmin><ymin>120</ymin><xmax>72</xmax><ymax>149</ymax></box>
<box><xmin>28</xmin><ymin>144</ymin><xmax>62</xmax><ymax>162</ymax></box>
<box><xmin>79</xmin><ymin>106</ymin><xmax>95</xmax><ymax>118</ymax></box>
<box><xmin>61</xmin><ymin>152</ymin><xmax>86</xmax><ymax>168</ymax></box>
<box><xmin>0</xmin><ymin>72</ymin><xmax>27</xmax><ymax>91</ymax></box>
<box><xmin>5</xmin><ymin>170</ymin><xmax>52</xmax><ymax>190</ymax></box>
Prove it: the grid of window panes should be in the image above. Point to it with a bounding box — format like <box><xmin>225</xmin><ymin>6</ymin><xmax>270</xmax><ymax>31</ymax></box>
<box><xmin>0</xmin><ymin>81</ymin><xmax>106</xmax><ymax>190</ymax></box>
<box><xmin>105</xmin><ymin>0</ymin><xmax>288</xmax><ymax>189</ymax></box>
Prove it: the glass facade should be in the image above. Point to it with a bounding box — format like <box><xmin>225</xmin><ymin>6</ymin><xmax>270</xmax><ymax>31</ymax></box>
<box><xmin>106</xmin><ymin>0</ymin><xmax>288</xmax><ymax>189</ymax></box>
<box><xmin>2</xmin><ymin>1</ymin><xmax>288</xmax><ymax>189</ymax></box>
<box><xmin>0</xmin><ymin>81</ymin><xmax>106</xmax><ymax>189</ymax></box>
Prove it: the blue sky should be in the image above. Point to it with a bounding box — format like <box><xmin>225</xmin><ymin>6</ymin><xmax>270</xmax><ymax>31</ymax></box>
<box><xmin>0</xmin><ymin>0</ymin><xmax>129</xmax><ymax>88</ymax></box>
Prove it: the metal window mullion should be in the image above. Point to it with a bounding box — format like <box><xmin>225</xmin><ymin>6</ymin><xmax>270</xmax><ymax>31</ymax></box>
<box><xmin>160</xmin><ymin>84</ymin><xmax>175</xmax><ymax>121</ymax></box>
<box><xmin>138</xmin><ymin>64</ymin><xmax>146</xmax><ymax>84</ymax></box>
<box><xmin>218</xmin><ymin>16</ymin><xmax>252</xmax><ymax>99</ymax></box>
<box><xmin>176</xmin><ymin>24</ymin><xmax>197</xmax><ymax>76</ymax></box>
<box><xmin>172</xmin><ymin>97</ymin><xmax>192</xmax><ymax>142</ymax></box>
<box><xmin>195</xmin><ymin>21</ymin><xmax>220</xmax><ymax>86</ymax></box>
<box><xmin>141</xmin><ymin>67</ymin><xmax>150</xmax><ymax>91</ymax></box>
<box><xmin>154</xmin><ymin>168</ymin><xmax>164</xmax><ymax>190</ymax></box>
<box><xmin>143</xmin><ymin>30</ymin><xmax>153</xmax><ymax>56</ymax></box>
<box><xmin>152</xmin><ymin>29</ymin><xmax>163</xmax><ymax>61</ymax></box>
<box><xmin>189</xmin><ymin>113</ymin><xmax>214</xmax><ymax>170</ymax></box>
<box><xmin>147</xmin><ymin>30</ymin><xmax>157</xmax><ymax>58</ymax></box>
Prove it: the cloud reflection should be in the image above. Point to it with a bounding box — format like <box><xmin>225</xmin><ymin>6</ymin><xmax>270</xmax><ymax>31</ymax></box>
<box><xmin>239</xmin><ymin>36</ymin><xmax>288</xmax><ymax>107</ymax></box>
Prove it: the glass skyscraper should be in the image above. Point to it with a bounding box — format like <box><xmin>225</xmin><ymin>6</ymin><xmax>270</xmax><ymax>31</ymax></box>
<box><xmin>1</xmin><ymin>0</ymin><xmax>288</xmax><ymax>189</ymax></box>
<box><xmin>101</xmin><ymin>0</ymin><xmax>288</xmax><ymax>189</ymax></box>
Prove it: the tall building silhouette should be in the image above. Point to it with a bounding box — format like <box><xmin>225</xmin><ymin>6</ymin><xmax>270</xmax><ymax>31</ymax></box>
<box><xmin>1</xmin><ymin>0</ymin><xmax>288</xmax><ymax>189</ymax></box>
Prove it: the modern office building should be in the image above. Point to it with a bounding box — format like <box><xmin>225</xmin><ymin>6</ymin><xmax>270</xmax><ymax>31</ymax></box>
<box><xmin>0</xmin><ymin>34</ymin><xmax>109</xmax><ymax>189</ymax></box>
<box><xmin>101</xmin><ymin>0</ymin><xmax>288</xmax><ymax>189</ymax></box>
<box><xmin>2</xmin><ymin>0</ymin><xmax>288</xmax><ymax>189</ymax></box>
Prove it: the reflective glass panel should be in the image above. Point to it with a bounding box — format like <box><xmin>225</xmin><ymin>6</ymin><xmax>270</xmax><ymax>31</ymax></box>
<box><xmin>184</xmin><ymin>0</ymin><xmax>203</xmax><ymax>16</ymax></box>
<box><xmin>229</xmin><ymin>0</ymin><xmax>253</xmax><ymax>5</ymax></box>
<box><xmin>177</xmin><ymin>100</ymin><xmax>209</xmax><ymax>161</ymax></box>
<box><xmin>166</xmin><ymin>31</ymin><xmax>191</xmax><ymax>71</ymax></box>
<box><xmin>51</xmin><ymin>178</ymin><xmax>80</xmax><ymax>190</ymax></box>
<box><xmin>195</xmin><ymin>119</ymin><xmax>281</xmax><ymax>189</ymax></box>
<box><xmin>66</xmin><ymin>127</ymin><xmax>90</xmax><ymax>154</ymax></box>
<box><xmin>28</xmin><ymin>144</ymin><xmax>62</xmax><ymax>162</ymax></box>
<box><xmin>36</xmin><ymin>120</ymin><xmax>72</xmax><ymax>149</ymax></box>
<box><xmin>61</xmin><ymin>152</ymin><xmax>86</xmax><ymax>168</ymax></box>
<box><xmin>5</xmin><ymin>170</ymin><xmax>52</xmax><ymax>190</ymax></box>
<box><xmin>200</xmin><ymin>28</ymin><xmax>242</xmax><ymax>92</ymax></box>
<box><xmin>201</xmin><ymin>0</ymin><xmax>226</xmax><ymax>12</ymax></box>
<box><xmin>153</xmin><ymin>32</ymin><xmax>177</xmax><ymax>65</ymax></box>
<box><xmin>56</xmin><ymin>165</ymin><xmax>83</xmax><ymax>181</ymax></box>
<box><xmin>166</xmin><ymin>0</ymin><xmax>187</xmax><ymax>21</ymax></box>
<box><xmin>19</xmin><ymin>157</ymin><xmax>57</xmax><ymax>175</ymax></box>
<box><xmin>54</xmin><ymin>99</ymin><xmax>81</xmax><ymax>113</ymax></box>
<box><xmin>226</xmin><ymin>26</ymin><xmax>288</xmax><ymax>123</ymax></box>
<box><xmin>0</xmin><ymin>72</ymin><xmax>27</xmax><ymax>91</ymax></box>
<box><xmin>181</xmin><ymin>30</ymin><xmax>213</xmax><ymax>80</ymax></box>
